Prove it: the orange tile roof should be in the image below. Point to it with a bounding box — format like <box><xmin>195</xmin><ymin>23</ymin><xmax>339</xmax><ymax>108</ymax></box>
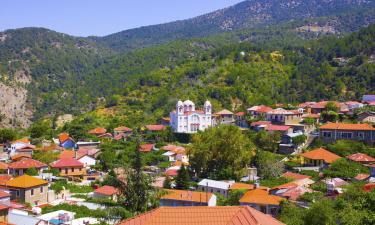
<box><xmin>161</xmin><ymin>145</ymin><xmax>186</xmax><ymax>153</ymax></box>
<box><xmin>94</xmin><ymin>185</ymin><xmax>118</xmax><ymax>196</ymax></box>
<box><xmin>8</xmin><ymin>158</ymin><xmax>47</xmax><ymax>169</ymax></box>
<box><xmin>354</xmin><ymin>173</ymin><xmax>370</xmax><ymax>181</ymax></box>
<box><xmin>59</xmin><ymin>133</ymin><xmax>70</xmax><ymax>143</ymax></box>
<box><xmin>145</xmin><ymin>124</ymin><xmax>166</xmax><ymax>131</ymax></box>
<box><xmin>239</xmin><ymin>189</ymin><xmax>283</xmax><ymax>206</ymax></box>
<box><xmin>88</xmin><ymin>127</ymin><xmax>107</xmax><ymax>135</ymax></box>
<box><xmin>229</xmin><ymin>183</ymin><xmax>255</xmax><ymax>190</ymax></box>
<box><xmin>0</xmin><ymin>190</ymin><xmax>10</xmax><ymax>198</ymax></box>
<box><xmin>161</xmin><ymin>189</ymin><xmax>213</xmax><ymax>203</ymax></box>
<box><xmin>118</xmin><ymin>206</ymin><xmax>285</xmax><ymax>225</ymax></box>
<box><xmin>347</xmin><ymin>153</ymin><xmax>375</xmax><ymax>163</ymax></box>
<box><xmin>12</xmin><ymin>138</ymin><xmax>30</xmax><ymax>144</ymax></box>
<box><xmin>271</xmin><ymin>182</ymin><xmax>299</xmax><ymax>190</ymax></box>
<box><xmin>282</xmin><ymin>172</ymin><xmax>311</xmax><ymax>180</ymax></box>
<box><xmin>5</xmin><ymin>175</ymin><xmax>48</xmax><ymax>188</ymax></box>
<box><xmin>0</xmin><ymin>162</ymin><xmax>8</xmax><ymax>170</ymax></box>
<box><xmin>114</xmin><ymin>126</ymin><xmax>132</xmax><ymax>132</ymax></box>
<box><xmin>0</xmin><ymin>175</ymin><xmax>12</xmax><ymax>185</ymax></box>
<box><xmin>320</xmin><ymin>123</ymin><xmax>375</xmax><ymax>131</ymax></box>
<box><xmin>300</xmin><ymin>148</ymin><xmax>341</xmax><ymax>164</ymax></box>
<box><xmin>139</xmin><ymin>144</ymin><xmax>154</xmax><ymax>152</ymax></box>
<box><xmin>59</xmin><ymin>150</ymin><xmax>75</xmax><ymax>159</ymax></box>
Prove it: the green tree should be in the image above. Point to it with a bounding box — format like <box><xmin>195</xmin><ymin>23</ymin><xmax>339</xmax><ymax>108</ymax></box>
<box><xmin>188</xmin><ymin>125</ymin><xmax>254</xmax><ymax>180</ymax></box>
<box><xmin>122</xmin><ymin>139</ymin><xmax>154</xmax><ymax>213</ymax></box>
<box><xmin>292</xmin><ymin>135</ymin><xmax>307</xmax><ymax>146</ymax></box>
<box><xmin>163</xmin><ymin>176</ymin><xmax>172</xmax><ymax>189</ymax></box>
<box><xmin>25</xmin><ymin>167</ymin><xmax>38</xmax><ymax>176</ymax></box>
<box><xmin>323</xmin><ymin>158</ymin><xmax>368</xmax><ymax>178</ymax></box>
<box><xmin>175</xmin><ymin>165</ymin><xmax>190</xmax><ymax>190</ymax></box>
<box><xmin>0</xmin><ymin>128</ymin><xmax>16</xmax><ymax>143</ymax></box>
<box><xmin>254</xmin><ymin>150</ymin><xmax>284</xmax><ymax>179</ymax></box>
<box><xmin>303</xmin><ymin>200</ymin><xmax>336</xmax><ymax>225</ymax></box>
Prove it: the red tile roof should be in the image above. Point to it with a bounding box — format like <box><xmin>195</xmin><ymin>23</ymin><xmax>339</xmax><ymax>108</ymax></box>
<box><xmin>88</xmin><ymin>127</ymin><xmax>107</xmax><ymax>135</ymax></box>
<box><xmin>249</xmin><ymin>105</ymin><xmax>273</xmax><ymax>113</ymax></box>
<box><xmin>265</xmin><ymin>124</ymin><xmax>291</xmax><ymax>132</ymax></box>
<box><xmin>0</xmin><ymin>175</ymin><xmax>12</xmax><ymax>185</ymax></box>
<box><xmin>114</xmin><ymin>126</ymin><xmax>132</xmax><ymax>132</ymax></box>
<box><xmin>300</xmin><ymin>148</ymin><xmax>341</xmax><ymax>164</ymax></box>
<box><xmin>0</xmin><ymin>162</ymin><xmax>8</xmax><ymax>170</ymax></box>
<box><xmin>271</xmin><ymin>182</ymin><xmax>298</xmax><ymax>190</ymax></box>
<box><xmin>0</xmin><ymin>190</ymin><xmax>10</xmax><ymax>198</ymax></box>
<box><xmin>161</xmin><ymin>145</ymin><xmax>185</xmax><ymax>153</ymax></box>
<box><xmin>354</xmin><ymin>173</ymin><xmax>370</xmax><ymax>181</ymax></box>
<box><xmin>282</xmin><ymin>172</ymin><xmax>311</xmax><ymax>180</ymax></box>
<box><xmin>320</xmin><ymin>123</ymin><xmax>375</xmax><ymax>131</ymax></box>
<box><xmin>347</xmin><ymin>153</ymin><xmax>375</xmax><ymax>163</ymax></box>
<box><xmin>363</xmin><ymin>183</ymin><xmax>375</xmax><ymax>192</ymax></box>
<box><xmin>235</xmin><ymin>112</ymin><xmax>245</xmax><ymax>116</ymax></box>
<box><xmin>94</xmin><ymin>185</ymin><xmax>118</xmax><ymax>196</ymax></box>
<box><xmin>50</xmin><ymin>158</ymin><xmax>83</xmax><ymax>168</ymax></box>
<box><xmin>145</xmin><ymin>124</ymin><xmax>166</xmax><ymax>131</ymax></box>
<box><xmin>59</xmin><ymin>150</ymin><xmax>75</xmax><ymax>159</ymax></box>
<box><xmin>118</xmin><ymin>206</ymin><xmax>285</xmax><ymax>225</ymax></box>
<box><xmin>8</xmin><ymin>158</ymin><xmax>47</xmax><ymax>169</ymax></box>
<box><xmin>165</xmin><ymin>169</ymin><xmax>178</xmax><ymax>177</ymax></box>
<box><xmin>250</xmin><ymin>121</ymin><xmax>271</xmax><ymax>127</ymax></box>
<box><xmin>139</xmin><ymin>144</ymin><xmax>154</xmax><ymax>152</ymax></box>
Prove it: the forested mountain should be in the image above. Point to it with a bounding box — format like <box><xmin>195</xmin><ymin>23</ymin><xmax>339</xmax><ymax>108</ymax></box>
<box><xmin>0</xmin><ymin>1</ymin><xmax>374</xmax><ymax>128</ymax></box>
<box><xmin>92</xmin><ymin>0</ymin><xmax>375</xmax><ymax>51</ymax></box>
<box><xmin>0</xmin><ymin>28</ymin><xmax>111</xmax><ymax>127</ymax></box>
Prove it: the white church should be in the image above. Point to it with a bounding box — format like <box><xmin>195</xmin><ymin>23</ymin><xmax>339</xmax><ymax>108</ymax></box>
<box><xmin>170</xmin><ymin>100</ymin><xmax>212</xmax><ymax>133</ymax></box>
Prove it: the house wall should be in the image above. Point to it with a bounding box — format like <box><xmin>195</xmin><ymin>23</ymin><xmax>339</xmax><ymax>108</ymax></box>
<box><xmin>0</xmin><ymin>209</ymin><xmax>8</xmax><ymax>223</ymax></box>
<box><xmin>57</xmin><ymin>167</ymin><xmax>86</xmax><ymax>176</ymax></box>
<box><xmin>160</xmin><ymin>199</ymin><xmax>208</xmax><ymax>207</ymax></box>
<box><xmin>78</xmin><ymin>156</ymin><xmax>96</xmax><ymax>167</ymax></box>
<box><xmin>240</xmin><ymin>202</ymin><xmax>280</xmax><ymax>217</ymax></box>
<box><xmin>197</xmin><ymin>185</ymin><xmax>229</xmax><ymax>197</ymax></box>
<box><xmin>320</xmin><ymin>129</ymin><xmax>375</xmax><ymax>145</ymax></box>
<box><xmin>9</xmin><ymin>185</ymin><xmax>48</xmax><ymax>206</ymax></box>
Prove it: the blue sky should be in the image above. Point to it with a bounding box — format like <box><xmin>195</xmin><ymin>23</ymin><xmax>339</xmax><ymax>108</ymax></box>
<box><xmin>1</xmin><ymin>0</ymin><xmax>243</xmax><ymax>37</ymax></box>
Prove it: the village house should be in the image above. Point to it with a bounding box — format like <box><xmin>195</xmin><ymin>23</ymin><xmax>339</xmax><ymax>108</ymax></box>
<box><xmin>247</xmin><ymin>105</ymin><xmax>273</xmax><ymax>119</ymax></box>
<box><xmin>139</xmin><ymin>144</ymin><xmax>155</xmax><ymax>153</ymax></box>
<box><xmin>279</xmin><ymin>131</ymin><xmax>305</xmax><ymax>154</ymax></box>
<box><xmin>0</xmin><ymin>190</ymin><xmax>10</xmax><ymax>223</ymax></box>
<box><xmin>113</xmin><ymin>126</ymin><xmax>133</xmax><ymax>140</ymax></box>
<box><xmin>266</xmin><ymin>108</ymin><xmax>303</xmax><ymax>125</ymax></box>
<box><xmin>50</xmin><ymin>158</ymin><xmax>85</xmax><ymax>178</ymax></box>
<box><xmin>213</xmin><ymin>109</ymin><xmax>235</xmax><ymax>126</ymax></box>
<box><xmin>58</xmin><ymin>133</ymin><xmax>75</xmax><ymax>149</ymax></box>
<box><xmin>300</xmin><ymin>148</ymin><xmax>341</xmax><ymax>168</ymax></box>
<box><xmin>239</xmin><ymin>189</ymin><xmax>283</xmax><ymax>216</ymax></box>
<box><xmin>160</xmin><ymin>189</ymin><xmax>217</xmax><ymax>206</ymax></box>
<box><xmin>8</xmin><ymin>158</ymin><xmax>47</xmax><ymax>176</ymax></box>
<box><xmin>319</xmin><ymin>123</ymin><xmax>375</xmax><ymax>145</ymax></box>
<box><xmin>161</xmin><ymin>145</ymin><xmax>188</xmax><ymax>164</ymax></box>
<box><xmin>170</xmin><ymin>100</ymin><xmax>212</xmax><ymax>133</ymax></box>
<box><xmin>357</xmin><ymin>112</ymin><xmax>375</xmax><ymax>124</ymax></box>
<box><xmin>197</xmin><ymin>179</ymin><xmax>234</xmax><ymax>197</ymax></box>
<box><xmin>3</xmin><ymin>175</ymin><xmax>48</xmax><ymax>206</ymax></box>
<box><xmin>77</xmin><ymin>154</ymin><xmax>96</xmax><ymax>168</ymax></box>
<box><xmin>234</xmin><ymin>112</ymin><xmax>249</xmax><ymax>128</ymax></box>
<box><xmin>92</xmin><ymin>185</ymin><xmax>119</xmax><ymax>201</ymax></box>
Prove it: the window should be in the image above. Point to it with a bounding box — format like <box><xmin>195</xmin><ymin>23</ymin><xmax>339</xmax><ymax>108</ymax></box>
<box><xmin>71</xmin><ymin>168</ymin><xmax>75</xmax><ymax>172</ymax></box>
<box><xmin>322</xmin><ymin>131</ymin><xmax>332</xmax><ymax>138</ymax></box>
<box><xmin>341</xmin><ymin>132</ymin><xmax>353</xmax><ymax>139</ymax></box>
<box><xmin>31</xmin><ymin>189</ymin><xmax>34</xmax><ymax>196</ymax></box>
<box><xmin>15</xmin><ymin>190</ymin><xmax>20</xmax><ymax>197</ymax></box>
<box><xmin>358</xmin><ymin>132</ymin><xmax>364</xmax><ymax>140</ymax></box>
<box><xmin>40</xmin><ymin>187</ymin><xmax>43</xmax><ymax>193</ymax></box>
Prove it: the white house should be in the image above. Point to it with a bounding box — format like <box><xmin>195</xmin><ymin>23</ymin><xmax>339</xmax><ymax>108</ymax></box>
<box><xmin>197</xmin><ymin>179</ymin><xmax>235</xmax><ymax>197</ymax></box>
<box><xmin>77</xmin><ymin>155</ymin><xmax>96</xmax><ymax>168</ymax></box>
<box><xmin>170</xmin><ymin>100</ymin><xmax>212</xmax><ymax>133</ymax></box>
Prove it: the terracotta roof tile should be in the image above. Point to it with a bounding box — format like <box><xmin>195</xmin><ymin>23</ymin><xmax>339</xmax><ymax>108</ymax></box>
<box><xmin>50</xmin><ymin>158</ymin><xmax>83</xmax><ymax>168</ymax></box>
<box><xmin>0</xmin><ymin>162</ymin><xmax>8</xmax><ymax>170</ymax></box>
<box><xmin>114</xmin><ymin>126</ymin><xmax>132</xmax><ymax>132</ymax></box>
<box><xmin>6</xmin><ymin>175</ymin><xmax>48</xmax><ymax>188</ymax></box>
<box><xmin>300</xmin><ymin>148</ymin><xmax>341</xmax><ymax>163</ymax></box>
<box><xmin>118</xmin><ymin>206</ymin><xmax>285</xmax><ymax>225</ymax></box>
<box><xmin>239</xmin><ymin>189</ymin><xmax>283</xmax><ymax>205</ymax></box>
<box><xmin>347</xmin><ymin>153</ymin><xmax>375</xmax><ymax>163</ymax></box>
<box><xmin>0</xmin><ymin>190</ymin><xmax>10</xmax><ymax>198</ymax></box>
<box><xmin>235</xmin><ymin>112</ymin><xmax>245</xmax><ymax>116</ymax></box>
<box><xmin>58</xmin><ymin>133</ymin><xmax>70</xmax><ymax>143</ymax></box>
<box><xmin>94</xmin><ymin>185</ymin><xmax>118</xmax><ymax>196</ymax></box>
<box><xmin>265</xmin><ymin>124</ymin><xmax>291</xmax><ymax>132</ymax></box>
<box><xmin>8</xmin><ymin>158</ymin><xmax>47</xmax><ymax>169</ymax></box>
<box><xmin>320</xmin><ymin>123</ymin><xmax>375</xmax><ymax>131</ymax></box>
<box><xmin>139</xmin><ymin>144</ymin><xmax>154</xmax><ymax>152</ymax></box>
<box><xmin>145</xmin><ymin>125</ymin><xmax>166</xmax><ymax>131</ymax></box>
<box><xmin>59</xmin><ymin>150</ymin><xmax>75</xmax><ymax>159</ymax></box>
<box><xmin>88</xmin><ymin>127</ymin><xmax>107</xmax><ymax>135</ymax></box>
<box><xmin>354</xmin><ymin>173</ymin><xmax>370</xmax><ymax>181</ymax></box>
<box><xmin>282</xmin><ymin>172</ymin><xmax>311</xmax><ymax>180</ymax></box>
<box><xmin>248</xmin><ymin>105</ymin><xmax>273</xmax><ymax>113</ymax></box>
<box><xmin>216</xmin><ymin>109</ymin><xmax>234</xmax><ymax>115</ymax></box>
<box><xmin>161</xmin><ymin>189</ymin><xmax>213</xmax><ymax>203</ymax></box>
<box><xmin>229</xmin><ymin>183</ymin><xmax>255</xmax><ymax>190</ymax></box>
